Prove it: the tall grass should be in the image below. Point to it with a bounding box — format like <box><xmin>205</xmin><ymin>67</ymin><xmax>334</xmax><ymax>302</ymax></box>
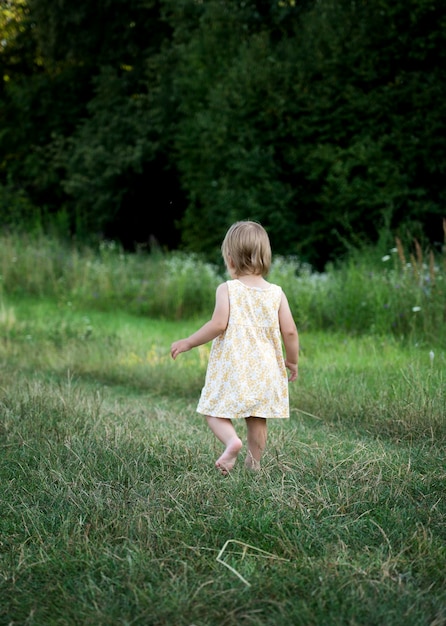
<box><xmin>1</xmin><ymin>230</ymin><xmax>445</xmax><ymax>345</ymax></box>
<box><xmin>0</xmin><ymin>235</ymin><xmax>219</xmax><ymax>319</ymax></box>
<box><xmin>269</xmin><ymin>233</ymin><xmax>446</xmax><ymax>344</ymax></box>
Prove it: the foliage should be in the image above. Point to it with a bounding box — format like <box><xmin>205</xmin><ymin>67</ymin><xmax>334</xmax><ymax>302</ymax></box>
<box><xmin>0</xmin><ymin>178</ymin><xmax>41</xmax><ymax>232</ymax></box>
<box><xmin>169</xmin><ymin>0</ymin><xmax>446</xmax><ymax>266</ymax></box>
<box><xmin>60</xmin><ymin>68</ymin><xmax>155</xmax><ymax>237</ymax></box>
<box><xmin>169</xmin><ymin>1</ymin><xmax>307</xmax><ymax>259</ymax></box>
<box><xmin>1</xmin><ymin>232</ymin><xmax>445</xmax><ymax>347</ymax></box>
<box><xmin>0</xmin><ymin>234</ymin><xmax>222</xmax><ymax>319</ymax></box>
<box><xmin>0</xmin><ymin>0</ymin><xmax>446</xmax><ymax>265</ymax></box>
<box><xmin>0</xmin><ymin>0</ymin><xmax>181</xmax><ymax>245</ymax></box>
<box><xmin>26</xmin><ymin>0</ymin><xmax>166</xmax><ymax>69</ymax></box>
<box><xmin>270</xmin><ymin>231</ymin><xmax>446</xmax><ymax>347</ymax></box>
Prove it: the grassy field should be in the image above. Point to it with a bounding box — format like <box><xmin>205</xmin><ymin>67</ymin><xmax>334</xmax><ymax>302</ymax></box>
<box><xmin>0</xmin><ymin>295</ymin><xmax>445</xmax><ymax>625</ymax></box>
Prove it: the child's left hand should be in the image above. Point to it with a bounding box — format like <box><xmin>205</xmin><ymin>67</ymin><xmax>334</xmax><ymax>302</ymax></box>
<box><xmin>286</xmin><ymin>360</ymin><xmax>298</xmax><ymax>382</ymax></box>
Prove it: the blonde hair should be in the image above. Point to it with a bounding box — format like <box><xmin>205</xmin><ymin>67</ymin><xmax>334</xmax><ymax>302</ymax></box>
<box><xmin>221</xmin><ymin>221</ymin><xmax>272</xmax><ymax>277</ymax></box>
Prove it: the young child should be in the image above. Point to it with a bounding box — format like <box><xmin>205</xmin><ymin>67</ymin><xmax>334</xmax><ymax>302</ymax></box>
<box><xmin>170</xmin><ymin>220</ymin><xmax>299</xmax><ymax>474</ymax></box>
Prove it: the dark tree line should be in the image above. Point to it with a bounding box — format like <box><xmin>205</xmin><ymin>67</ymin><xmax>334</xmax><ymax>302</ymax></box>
<box><xmin>1</xmin><ymin>0</ymin><xmax>445</xmax><ymax>268</ymax></box>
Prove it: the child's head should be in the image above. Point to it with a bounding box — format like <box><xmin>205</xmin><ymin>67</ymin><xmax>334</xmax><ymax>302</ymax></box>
<box><xmin>221</xmin><ymin>221</ymin><xmax>272</xmax><ymax>277</ymax></box>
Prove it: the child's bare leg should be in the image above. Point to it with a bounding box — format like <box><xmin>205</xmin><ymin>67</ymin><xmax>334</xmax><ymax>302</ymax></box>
<box><xmin>245</xmin><ymin>417</ymin><xmax>267</xmax><ymax>470</ymax></box>
<box><xmin>206</xmin><ymin>416</ymin><xmax>242</xmax><ymax>475</ymax></box>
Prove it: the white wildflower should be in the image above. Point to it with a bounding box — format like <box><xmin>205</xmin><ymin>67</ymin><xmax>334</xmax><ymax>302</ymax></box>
<box><xmin>412</xmin><ymin>306</ymin><xmax>421</xmax><ymax>312</ymax></box>
<box><xmin>381</xmin><ymin>255</ymin><xmax>391</xmax><ymax>262</ymax></box>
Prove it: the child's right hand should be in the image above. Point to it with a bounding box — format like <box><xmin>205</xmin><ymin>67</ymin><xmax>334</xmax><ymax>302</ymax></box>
<box><xmin>170</xmin><ymin>339</ymin><xmax>191</xmax><ymax>360</ymax></box>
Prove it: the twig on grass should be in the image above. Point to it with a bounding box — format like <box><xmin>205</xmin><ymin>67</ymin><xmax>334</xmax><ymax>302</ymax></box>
<box><xmin>293</xmin><ymin>407</ymin><xmax>323</xmax><ymax>420</ymax></box>
<box><xmin>216</xmin><ymin>539</ymin><xmax>289</xmax><ymax>587</ymax></box>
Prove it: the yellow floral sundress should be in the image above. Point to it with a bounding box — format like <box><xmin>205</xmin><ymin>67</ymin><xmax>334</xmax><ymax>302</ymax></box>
<box><xmin>197</xmin><ymin>279</ymin><xmax>289</xmax><ymax>419</ymax></box>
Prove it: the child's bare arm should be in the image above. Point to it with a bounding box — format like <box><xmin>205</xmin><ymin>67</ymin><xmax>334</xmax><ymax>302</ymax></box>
<box><xmin>170</xmin><ymin>283</ymin><xmax>229</xmax><ymax>359</ymax></box>
<box><xmin>278</xmin><ymin>292</ymin><xmax>299</xmax><ymax>381</ymax></box>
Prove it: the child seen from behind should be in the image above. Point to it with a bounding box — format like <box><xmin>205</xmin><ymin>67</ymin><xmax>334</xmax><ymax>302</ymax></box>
<box><xmin>170</xmin><ymin>220</ymin><xmax>299</xmax><ymax>474</ymax></box>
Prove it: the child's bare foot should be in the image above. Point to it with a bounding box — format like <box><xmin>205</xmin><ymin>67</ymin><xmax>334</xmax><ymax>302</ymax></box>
<box><xmin>215</xmin><ymin>437</ymin><xmax>243</xmax><ymax>475</ymax></box>
<box><xmin>244</xmin><ymin>453</ymin><xmax>261</xmax><ymax>472</ymax></box>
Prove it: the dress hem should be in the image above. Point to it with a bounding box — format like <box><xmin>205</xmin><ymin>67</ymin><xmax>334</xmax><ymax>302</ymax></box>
<box><xmin>196</xmin><ymin>410</ymin><xmax>289</xmax><ymax>419</ymax></box>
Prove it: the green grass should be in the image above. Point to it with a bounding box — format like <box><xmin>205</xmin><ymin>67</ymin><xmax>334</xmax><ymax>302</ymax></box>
<box><xmin>1</xmin><ymin>231</ymin><xmax>445</xmax><ymax>345</ymax></box>
<box><xmin>0</xmin><ymin>297</ymin><xmax>445</xmax><ymax>625</ymax></box>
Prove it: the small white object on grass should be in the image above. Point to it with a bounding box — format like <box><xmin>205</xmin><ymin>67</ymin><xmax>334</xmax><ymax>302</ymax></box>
<box><xmin>216</xmin><ymin>539</ymin><xmax>289</xmax><ymax>587</ymax></box>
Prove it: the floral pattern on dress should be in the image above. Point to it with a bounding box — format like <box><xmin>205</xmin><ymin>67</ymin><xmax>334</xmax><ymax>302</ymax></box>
<box><xmin>197</xmin><ymin>279</ymin><xmax>289</xmax><ymax>419</ymax></box>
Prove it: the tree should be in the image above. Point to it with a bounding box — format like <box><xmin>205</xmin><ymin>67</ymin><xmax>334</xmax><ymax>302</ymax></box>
<box><xmin>0</xmin><ymin>0</ymin><xmax>183</xmax><ymax>246</ymax></box>
<box><xmin>1</xmin><ymin>0</ymin><xmax>445</xmax><ymax>265</ymax></box>
<box><xmin>168</xmin><ymin>0</ymin><xmax>446</xmax><ymax>266</ymax></box>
